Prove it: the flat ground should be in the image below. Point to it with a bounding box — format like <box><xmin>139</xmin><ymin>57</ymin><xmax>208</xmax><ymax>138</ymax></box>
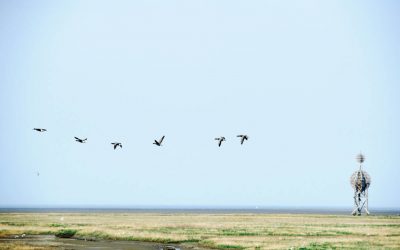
<box><xmin>0</xmin><ymin>213</ymin><xmax>399</xmax><ymax>249</ymax></box>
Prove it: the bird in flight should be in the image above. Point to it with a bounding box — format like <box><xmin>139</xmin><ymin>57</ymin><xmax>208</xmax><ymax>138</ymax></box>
<box><xmin>75</xmin><ymin>137</ymin><xmax>87</xmax><ymax>143</ymax></box>
<box><xmin>111</xmin><ymin>142</ymin><xmax>122</xmax><ymax>150</ymax></box>
<box><xmin>153</xmin><ymin>135</ymin><xmax>165</xmax><ymax>146</ymax></box>
<box><xmin>36</xmin><ymin>171</ymin><xmax>40</xmax><ymax>176</ymax></box>
<box><xmin>237</xmin><ymin>134</ymin><xmax>249</xmax><ymax>145</ymax></box>
<box><xmin>215</xmin><ymin>137</ymin><xmax>226</xmax><ymax>147</ymax></box>
<box><xmin>33</xmin><ymin>128</ymin><xmax>47</xmax><ymax>132</ymax></box>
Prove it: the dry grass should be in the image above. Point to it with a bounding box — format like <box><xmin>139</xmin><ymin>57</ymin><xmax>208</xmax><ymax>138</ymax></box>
<box><xmin>0</xmin><ymin>213</ymin><xmax>399</xmax><ymax>249</ymax></box>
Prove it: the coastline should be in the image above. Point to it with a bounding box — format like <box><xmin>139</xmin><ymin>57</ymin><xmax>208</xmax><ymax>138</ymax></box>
<box><xmin>1</xmin><ymin>207</ymin><xmax>399</xmax><ymax>215</ymax></box>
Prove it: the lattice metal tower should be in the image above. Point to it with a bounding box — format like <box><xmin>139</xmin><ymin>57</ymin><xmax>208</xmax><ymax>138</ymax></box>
<box><xmin>350</xmin><ymin>153</ymin><xmax>371</xmax><ymax>215</ymax></box>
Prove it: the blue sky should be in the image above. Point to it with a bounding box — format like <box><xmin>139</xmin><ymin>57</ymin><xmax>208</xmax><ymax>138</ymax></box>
<box><xmin>0</xmin><ymin>0</ymin><xmax>399</xmax><ymax>208</ymax></box>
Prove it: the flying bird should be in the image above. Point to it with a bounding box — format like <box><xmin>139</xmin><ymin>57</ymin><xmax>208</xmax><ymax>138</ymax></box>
<box><xmin>215</xmin><ymin>137</ymin><xmax>226</xmax><ymax>147</ymax></box>
<box><xmin>74</xmin><ymin>137</ymin><xmax>87</xmax><ymax>143</ymax></box>
<box><xmin>111</xmin><ymin>142</ymin><xmax>122</xmax><ymax>150</ymax></box>
<box><xmin>237</xmin><ymin>134</ymin><xmax>249</xmax><ymax>145</ymax></box>
<box><xmin>36</xmin><ymin>171</ymin><xmax>40</xmax><ymax>176</ymax></box>
<box><xmin>153</xmin><ymin>135</ymin><xmax>165</xmax><ymax>146</ymax></box>
<box><xmin>33</xmin><ymin>128</ymin><xmax>47</xmax><ymax>132</ymax></box>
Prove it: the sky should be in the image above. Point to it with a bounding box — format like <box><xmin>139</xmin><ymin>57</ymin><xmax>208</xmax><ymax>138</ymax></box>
<box><xmin>0</xmin><ymin>0</ymin><xmax>399</xmax><ymax>208</ymax></box>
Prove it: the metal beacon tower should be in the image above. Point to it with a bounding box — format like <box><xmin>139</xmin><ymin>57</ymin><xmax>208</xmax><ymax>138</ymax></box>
<box><xmin>350</xmin><ymin>153</ymin><xmax>371</xmax><ymax>216</ymax></box>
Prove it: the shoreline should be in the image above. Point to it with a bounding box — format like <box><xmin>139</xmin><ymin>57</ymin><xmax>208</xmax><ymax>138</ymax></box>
<box><xmin>1</xmin><ymin>208</ymin><xmax>399</xmax><ymax>215</ymax></box>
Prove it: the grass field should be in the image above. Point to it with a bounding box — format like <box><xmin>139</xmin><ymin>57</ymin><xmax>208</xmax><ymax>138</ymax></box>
<box><xmin>0</xmin><ymin>213</ymin><xmax>399</xmax><ymax>249</ymax></box>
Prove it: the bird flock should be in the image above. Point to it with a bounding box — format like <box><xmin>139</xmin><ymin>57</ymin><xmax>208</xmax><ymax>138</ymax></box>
<box><xmin>33</xmin><ymin>128</ymin><xmax>249</xmax><ymax>149</ymax></box>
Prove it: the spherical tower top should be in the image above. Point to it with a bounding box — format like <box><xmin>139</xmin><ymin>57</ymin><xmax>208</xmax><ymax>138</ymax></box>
<box><xmin>356</xmin><ymin>153</ymin><xmax>365</xmax><ymax>164</ymax></box>
<box><xmin>351</xmin><ymin>153</ymin><xmax>371</xmax><ymax>192</ymax></box>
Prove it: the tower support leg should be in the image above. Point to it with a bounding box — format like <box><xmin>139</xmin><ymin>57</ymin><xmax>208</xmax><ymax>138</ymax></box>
<box><xmin>352</xmin><ymin>192</ymin><xmax>360</xmax><ymax>216</ymax></box>
<box><xmin>364</xmin><ymin>189</ymin><xmax>370</xmax><ymax>215</ymax></box>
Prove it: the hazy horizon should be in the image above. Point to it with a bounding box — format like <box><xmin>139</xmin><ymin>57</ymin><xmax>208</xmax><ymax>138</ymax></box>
<box><xmin>1</xmin><ymin>205</ymin><xmax>399</xmax><ymax>209</ymax></box>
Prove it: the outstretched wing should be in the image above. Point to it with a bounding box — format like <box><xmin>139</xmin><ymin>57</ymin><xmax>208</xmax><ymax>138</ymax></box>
<box><xmin>215</xmin><ymin>138</ymin><xmax>220</xmax><ymax>140</ymax></box>
<box><xmin>241</xmin><ymin>137</ymin><xmax>245</xmax><ymax>144</ymax></box>
<box><xmin>218</xmin><ymin>140</ymin><xmax>222</xmax><ymax>147</ymax></box>
<box><xmin>159</xmin><ymin>135</ymin><xmax>165</xmax><ymax>143</ymax></box>
<box><xmin>74</xmin><ymin>137</ymin><xmax>80</xmax><ymax>140</ymax></box>
<box><xmin>237</xmin><ymin>135</ymin><xmax>243</xmax><ymax>137</ymax></box>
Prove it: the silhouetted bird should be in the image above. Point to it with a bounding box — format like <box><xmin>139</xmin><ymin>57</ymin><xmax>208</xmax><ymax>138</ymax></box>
<box><xmin>33</xmin><ymin>128</ymin><xmax>47</xmax><ymax>132</ymax></box>
<box><xmin>153</xmin><ymin>135</ymin><xmax>165</xmax><ymax>146</ymax></box>
<box><xmin>36</xmin><ymin>171</ymin><xmax>40</xmax><ymax>176</ymax></box>
<box><xmin>111</xmin><ymin>142</ymin><xmax>122</xmax><ymax>150</ymax></box>
<box><xmin>75</xmin><ymin>137</ymin><xmax>87</xmax><ymax>143</ymax></box>
<box><xmin>237</xmin><ymin>134</ymin><xmax>249</xmax><ymax>145</ymax></box>
<box><xmin>215</xmin><ymin>137</ymin><xmax>226</xmax><ymax>147</ymax></box>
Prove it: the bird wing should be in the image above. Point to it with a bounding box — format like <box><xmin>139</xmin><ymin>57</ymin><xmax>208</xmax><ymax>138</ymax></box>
<box><xmin>215</xmin><ymin>138</ymin><xmax>220</xmax><ymax>140</ymax></box>
<box><xmin>114</xmin><ymin>144</ymin><xmax>117</xmax><ymax>150</ymax></box>
<box><xmin>241</xmin><ymin>137</ymin><xmax>245</xmax><ymax>144</ymax></box>
<box><xmin>219</xmin><ymin>140</ymin><xmax>222</xmax><ymax>147</ymax></box>
<box><xmin>120</xmin><ymin>144</ymin><xmax>122</xmax><ymax>148</ymax></box>
<box><xmin>237</xmin><ymin>135</ymin><xmax>243</xmax><ymax>137</ymax></box>
<box><xmin>159</xmin><ymin>135</ymin><xmax>165</xmax><ymax>143</ymax></box>
<box><xmin>74</xmin><ymin>137</ymin><xmax>80</xmax><ymax>140</ymax></box>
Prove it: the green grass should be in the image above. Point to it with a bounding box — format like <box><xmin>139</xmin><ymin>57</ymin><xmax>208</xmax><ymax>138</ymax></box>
<box><xmin>217</xmin><ymin>244</ymin><xmax>245</xmax><ymax>249</ymax></box>
<box><xmin>76</xmin><ymin>231</ymin><xmax>201</xmax><ymax>244</ymax></box>
<box><xmin>48</xmin><ymin>223</ymin><xmax>65</xmax><ymax>227</ymax></box>
<box><xmin>297</xmin><ymin>242</ymin><xmax>336</xmax><ymax>250</ymax></box>
<box><xmin>55</xmin><ymin>229</ymin><xmax>77</xmax><ymax>238</ymax></box>
<box><xmin>219</xmin><ymin>229</ymin><xmax>259</xmax><ymax>236</ymax></box>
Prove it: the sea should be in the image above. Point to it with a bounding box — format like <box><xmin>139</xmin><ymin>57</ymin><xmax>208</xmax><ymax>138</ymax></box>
<box><xmin>0</xmin><ymin>207</ymin><xmax>399</xmax><ymax>215</ymax></box>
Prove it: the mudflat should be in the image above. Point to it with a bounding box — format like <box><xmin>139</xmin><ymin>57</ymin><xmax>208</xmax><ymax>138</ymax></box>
<box><xmin>0</xmin><ymin>235</ymin><xmax>181</xmax><ymax>250</ymax></box>
<box><xmin>0</xmin><ymin>212</ymin><xmax>399</xmax><ymax>249</ymax></box>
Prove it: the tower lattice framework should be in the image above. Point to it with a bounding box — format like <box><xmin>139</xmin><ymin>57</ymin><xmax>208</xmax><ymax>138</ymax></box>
<box><xmin>350</xmin><ymin>153</ymin><xmax>371</xmax><ymax>215</ymax></box>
